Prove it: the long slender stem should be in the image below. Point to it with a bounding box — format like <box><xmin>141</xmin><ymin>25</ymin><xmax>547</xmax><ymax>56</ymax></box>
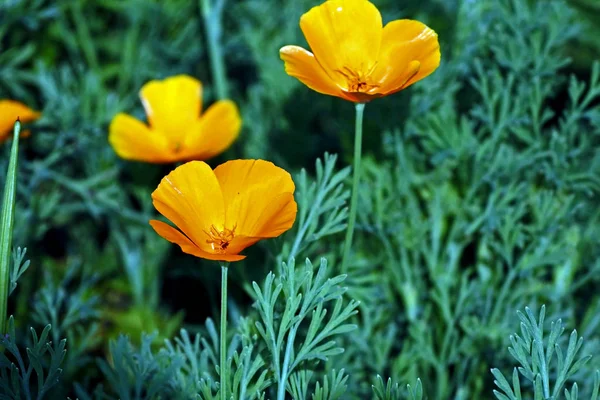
<box><xmin>0</xmin><ymin>120</ymin><xmax>21</xmax><ymax>335</ymax></box>
<box><xmin>277</xmin><ymin>326</ymin><xmax>298</xmax><ymax>400</ymax></box>
<box><xmin>200</xmin><ymin>0</ymin><xmax>228</xmax><ymax>100</ymax></box>
<box><xmin>219</xmin><ymin>263</ymin><xmax>229</xmax><ymax>400</ymax></box>
<box><xmin>341</xmin><ymin>102</ymin><xmax>366</xmax><ymax>274</ymax></box>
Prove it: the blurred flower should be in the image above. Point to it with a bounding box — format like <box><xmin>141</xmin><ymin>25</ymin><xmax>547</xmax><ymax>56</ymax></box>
<box><xmin>150</xmin><ymin>159</ymin><xmax>297</xmax><ymax>262</ymax></box>
<box><xmin>280</xmin><ymin>0</ymin><xmax>440</xmax><ymax>102</ymax></box>
<box><xmin>109</xmin><ymin>75</ymin><xmax>241</xmax><ymax>163</ymax></box>
<box><xmin>0</xmin><ymin>100</ymin><xmax>41</xmax><ymax>142</ymax></box>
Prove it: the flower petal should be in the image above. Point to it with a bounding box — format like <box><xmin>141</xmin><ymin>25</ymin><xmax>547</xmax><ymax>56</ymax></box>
<box><xmin>151</xmin><ymin>161</ymin><xmax>225</xmax><ymax>253</ymax></box>
<box><xmin>140</xmin><ymin>75</ymin><xmax>202</xmax><ymax>143</ymax></box>
<box><xmin>279</xmin><ymin>45</ymin><xmax>354</xmax><ymax>101</ymax></box>
<box><xmin>150</xmin><ymin>220</ymin><xmax>206</xmax><ymax>257</ymax></box>
<box><xmin>0</xmin><ymin>100</ymin><xmax>41</xmax><ymax>141</ymax></box>
<box><xmin>224</xmin><ymin>235</ymin><xmax>262</xmax><ymax>255</ymax></box>
<box><xmin>247</xmin><ymin>192</ymin><xmax>298</xmax><ymax>237</ymax></box>
<box><xmin>150</xmin><ymin>220</ymin><xmax>245</xmax><ymax>261</ymax></box>
<box><xmin>214</xmin><ymin>159</ymin><xmax>297</xmax><ymax>237</ymax></box>
<box><xmin>371</xmin><ymin>19</ymin><xmax>440</xmax><ymax>95</ymax></box>
<box><xmin>180</xmin><ymin>100</ymin><xmax>242</xmax><ymax>160</ymax></box>
<box><xmin>300</xmin><ymin>0</ymin><xmax>382</xmax><ymax>84</ymax></box>
<box><xmin>109</xmin><ymin>113</ymin><xmax>174</xmax><ymax>163</ymax></box>
<box><xmin>205</xmin><ymin>253</ymin><xmax>247</xmax><ymax>262</ymax></box>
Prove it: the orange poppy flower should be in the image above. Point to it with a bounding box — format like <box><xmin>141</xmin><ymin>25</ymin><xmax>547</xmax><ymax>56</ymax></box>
<box><xmin>280</xmin><ymin>0</ymin><xmax>441</xmax><ymax>103</ymax></box>
<box><xmin>109</xmin><ymin>75</ymin><xmax>241</xmax><ymax>163</ymax></box>
<box><xmin>0</xmin><ymin>100</ymin><xmax>41</xmax><ymax>142</ymax></box>
<box><xmin>150</xmin><ymin>159</ymin><xmax>297</xmax><ymax>262</ymax></box>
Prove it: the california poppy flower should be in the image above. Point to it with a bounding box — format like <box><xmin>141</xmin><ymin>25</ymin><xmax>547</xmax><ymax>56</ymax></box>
<box><xmin>109</xmin><ymin>75</ymin><xmax>241</xmax><ymax>163</ymax></box>
<box><xmin>280</xmin><ymin>0</ymin><xmax>440</xmax><ymax>102</ymax></box>
<box><xmin>150</xmin><ymin>159</ymin><xmax>297</xmax><ymax>262</ymax></box>
<box><xmin>0</xmin><ymin>100</ymin><xmax>41</xmax><ymax>143</ymax></box>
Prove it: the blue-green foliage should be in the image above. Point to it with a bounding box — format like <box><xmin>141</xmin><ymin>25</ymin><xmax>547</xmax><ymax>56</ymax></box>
<box><xmin>0</xmin><ymin>0</ymin><xmax>599</xmax><ymax>398</ymax></box>
<box><xmin>492</xmin><ymin>306</ymin><xmax>599</xmax><ymax>400</ymax></box>
<box><xmin>0</xmin><ymin>317</ymin><xmax>66</xmax><ymax>400</ymax></box>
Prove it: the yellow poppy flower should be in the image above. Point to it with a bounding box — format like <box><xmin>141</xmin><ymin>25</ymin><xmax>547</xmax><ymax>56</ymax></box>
<box><xmin>150</xmin><ymin>159</ymin><xmax>297</xmax><ymax>262</ymax></box>
<box><xmin>109</xmin><ymin>75</ymin><xmax>241</xmax><ymax>163</ymax></box>
<box><xmin>0</xmin><ymin>100</ymin><xmax>41</xmax><ymax>142</ymax></box>
<box><xmin>280</xmin><ymin>0</ymin><xmax>441</xmax><ymax>102</ymax></box>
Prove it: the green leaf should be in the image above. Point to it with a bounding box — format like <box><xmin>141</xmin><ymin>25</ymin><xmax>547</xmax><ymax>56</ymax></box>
<box><xmin>0</xmin><ymin>317</ymin><xmax>66</xmax><ymax>399</ymax></box>
<box><xmin>491</xmin><ymin>368</ymin><xmax>514</xmax><ymax>399</ymax></box>
<box><xmin>591</xmin><ymin>370</ymin><xmax>600</xmax><ymax>400</ymax></box>
<box><xmin>492</xmin><ymin>306</ymin><xmax>597</xmax><ymax>400</ymax></box>
<box><xmin>9</xmin><ymin>246</ymin><xmax>30</xmax><ymax>296</ymax></box>
<box><xmin>0</xmin><ymin>119</ymin><xmax>20</xmax><ymax>335</ymax></box>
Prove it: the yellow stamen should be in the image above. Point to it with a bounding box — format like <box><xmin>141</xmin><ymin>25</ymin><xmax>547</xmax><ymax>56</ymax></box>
<box><xmin>338</xmin><ymin>66</ymin><xmax>379</xmax><ymax>93</ymax></box>
<box><xmin>204</xmin><ymin>224</ymin><xmax>236</xmax><ymax>253</ymax></box>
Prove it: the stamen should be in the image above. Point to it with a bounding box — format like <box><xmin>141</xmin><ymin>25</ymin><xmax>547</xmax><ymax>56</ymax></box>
<box><xmin>204</xmin><ymin>224</ymin><xmax>236</xmax><ymax>253</ymax></box>
<box><xmin>336</xmin><ymin>65</ymin><xmax>380</xmax><ymax>93</ymax></box>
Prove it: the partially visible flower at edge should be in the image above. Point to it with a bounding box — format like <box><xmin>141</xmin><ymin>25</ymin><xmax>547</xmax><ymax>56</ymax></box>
<box><xmin>280</xmin><ymin>0</ymin><xmax>441</xmax><ymax>103</ymax></box>
<box><xmin>150</xmin><ymin>159</ymin><xmax>297</xmax><ymax>262</ymax></box>
<box><xmin>0</xmin><ymin>100</ymin><xmax>41</xmax><ymax>143</ymax></box>
<box><xmin>109</xmin><ymin>75</ymin><xmax>241</xmax><ymax>163</ymax></box>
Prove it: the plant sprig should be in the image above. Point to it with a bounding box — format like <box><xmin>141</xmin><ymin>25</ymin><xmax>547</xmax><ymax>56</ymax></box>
<box><xmin>492</xmin><ymin>306</ymin><xmax>598</xmax><ymax>400</ymax></box>
<box><xmin>286</xmin><ymin>154</ymin><xmax>350</xmax><ymax>264</ymax></box>
<box><xmin>0</xmin><ymin>316</ymin><xmax>66</xmax><ymax>400</ymax></box>
<box><xmin>253</xmin><ymin>257</ymin><xmax>358</xmax><ymax>400</ymax></box>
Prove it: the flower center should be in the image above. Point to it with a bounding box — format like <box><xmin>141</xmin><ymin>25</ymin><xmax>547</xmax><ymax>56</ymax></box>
<box><xmin>338</xmin><ymin>66</ymin><xmax>379</xmax><ymax>93</ymax></box>
<box><xmin>350</xmin><ymin>80</ymin><xmax>370</xmax><ymax>92</ymax></box>
<box><xmin>204</xmin><ymin>224</ymin><xmax>236</xmax><ymax>253</ymax></box>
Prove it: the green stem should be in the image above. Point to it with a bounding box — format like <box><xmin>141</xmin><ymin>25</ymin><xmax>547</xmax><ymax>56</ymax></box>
<box><xmin>200</xmin><ymin>0</ymin><xmax>228</xmax><ymax>100</ymax></box>
<box><xmin>0</xmin><ymin>119</ymin><xmax>21</xmax><ymax>335</ymax></box>
<box><xmin>277</xmin><ymin>325</ymin><xmax>298</xmax><ymax>400</ymax></box>
<box><xmin>219</xmin><ymin>262</ymin><xmax>229</xmax><ymax>400</ymax></box>
<box><xmin>341</xmin><ymin>103</ymin><xmax>365</xmax><ymax>274</ymax></box>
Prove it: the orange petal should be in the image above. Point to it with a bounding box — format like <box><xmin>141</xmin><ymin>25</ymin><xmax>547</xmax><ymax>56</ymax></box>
<box><xmin>150</xmin><ymin>220</ymin><xmax>245</xmax><ymax>261</ymax></box>
<box><xmin>371</xmin><ymin>20</ymin><xmax>440</xmax><ymax>95</ymax></box>
<box><xmin>299</xmin><ymin>0</ymin><xmax>382</xmax><ymax>84</ymax></box>
<box><xmin>150</xmin><ymin>219</ymin><xmax>208</xmax><ymax>257</ymax></box>
<box><xmin>214</xmin><ymin>160</ymin><xmax>297</xmax><ymax>237</ymax></box>
<box><xmin>279</xmin><ymin>45</ymin><xmax>354</xmax><ymax>101</ymax></box>
<box><xmin>109</xmin><ymin>113</ymin><xmax>174</xmax><ymax>163</ymax></box>
<box><xmin>140</xmin><ymin>75</ymin><xmax>202</xmax><ymax>144</ymax></box>
<box><xmin>224</xmin><ymin>235</ymin><xmax>262</xmax><ymax>255</ymax></box>
<box><xmin>0</xmin><ymin>100</ymin><xmax>41</xmax><ymax>142</ymax></box>
<box><xmin>180</xmin><ymin>100</ymin><xmax>242</xmax><ymax>160</ymax></box>
<box><xmin>205</xmin><ymin>253</ymin><xmax>247</xmax><ymax>262</ymax></box>
<box><xmin>151</xmin><ymin>161</ymin><xmax>225</xmax><ymax>253</ymax></box>
<box><xmin>248</xmin><ymin>192</ymin><xmax>298</xmax><ymax>237</ymax></box>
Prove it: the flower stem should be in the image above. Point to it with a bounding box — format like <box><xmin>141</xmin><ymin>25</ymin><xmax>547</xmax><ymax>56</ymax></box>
<box><xmin>0</xmin><ymin>119</ymin><xmax>21</xmax><ymax>335</ymax></box>
<box><xmin>200</xmin><ymin>0</ymin><xmax>228</xmax><ymax>100</ymax></box>
<box><xmin>219</xmin><ymin>262</ymin><xmax>229</xmax><ymax>400</ymax></box>
<box><xmin>341</xmin><ymin>102</ymin><xmax>365</xmax><ymax>274</ymax></box>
